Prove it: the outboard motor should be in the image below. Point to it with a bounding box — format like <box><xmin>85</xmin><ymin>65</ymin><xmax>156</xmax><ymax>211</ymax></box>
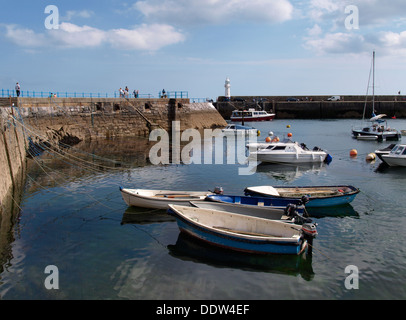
<box><xmin>300</xmin><ymin>195</ymin><xmax>309</xmax><ymax>205</ymax></box>
<box><xmin>284</xmin><ymin>204</ymin><xmax>312</xmax><ymax>225</ymax></box>
<box><xmin>284</xmin><ymin>204</ymin><xmax>298</xmax><ymax>218</ymax></box>
<box><xmin>213</xmin><ymin>187</ymin><xmax>224</xmax><ymax>194</ymax></box>
<box><xmin>302</xmin><ymin>223</ymin><xmax>318</xmax><ymax>248</ymax></box>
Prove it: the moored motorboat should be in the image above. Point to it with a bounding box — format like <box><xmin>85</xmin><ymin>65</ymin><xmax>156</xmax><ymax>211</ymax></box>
<box><xmin>244</xmin><ymin>185</ymin><xmax>360</xmax><ymax>208</ymax></box>
<box><xmin>119</xmin><ymin>187</ymin><xmax>223</xmax><ymax>209</ymax></box>
<box><xmin>352</xmin><ymin>52</ymin><xmax>401</xmax><ymax>142</ymax></box>
<box><xmin>167</xmin><ymin>205</ymin><xmax>317</xmax><ymax>255</ymax></box>
<box><xmin>222</xmin><ymin>124</ymin><xmax>260</xmax><ymax>136</ymax></box>
<box><xmin>249</xmin><ymin>138</ymin><xmax>330</xmax><ymax>164</ymax></box>
<box><xmin>230</xmin><ymin>108</ymin><xmax>275</xmax><ymax>122</ymax></box>
<box><xmin>381</xmin><ymin>144</ymin><xmax>406</xmax><ymax>167</ymax></box>
<box><xmin>352</xmin><ymin>118</ymin><xmax>401</xmax><ymax>141</ymax></box>
<box><xmin>375</xmin><ymin>144</ymin><xmax>396</xmax><ymax>161</ymax></box>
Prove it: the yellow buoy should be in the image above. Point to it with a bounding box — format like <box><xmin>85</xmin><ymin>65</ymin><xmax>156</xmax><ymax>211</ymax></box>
<box><xmin>366</xmin><ymin>153</ymin><xmax>376</xmax><ymax>161</ymax></box>
<box><xmin>287</xmin><ymin>125</ymin><xmax>291</xmax><ymax>128</ymax></box>
<box><xmin>350</xmin><ymin>149</ymin><xmax>358</xmax><ymax>157</ymax></box>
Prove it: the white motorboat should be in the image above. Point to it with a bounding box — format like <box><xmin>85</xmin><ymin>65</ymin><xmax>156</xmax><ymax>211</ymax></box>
<box><xmin>222</xmin><ymin>124</ymin><xmax>260</xmax><ymax>136</ymax></box>
<box><xmin>381</xmin><ymin>144</ymin><xmax>406</xmax><ymax>167</ymax></box>
<box><xmin>375</xmin><ymin>144</ymin><xmax>397</xmax><ymax>161</ymax></box>
<box><xmin>230</xmin><ymin>108</ymin><xmax>275</xmax><ymax>122</ymax></box>
<box><xmin>250</xmin><ymin>138</ymin><xmax>330</xmax><ymax>164</ymax></box>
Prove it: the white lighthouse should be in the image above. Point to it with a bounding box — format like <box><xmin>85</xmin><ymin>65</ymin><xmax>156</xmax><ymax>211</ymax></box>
<box><xmin>224</xmin><ymin>77</ymin><xmax>231</xmax><ymax>100</ymax></box>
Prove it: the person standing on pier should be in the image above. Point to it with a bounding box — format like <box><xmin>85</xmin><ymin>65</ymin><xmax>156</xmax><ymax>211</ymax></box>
<box><xmin>15</xmin><ymin>82</ymin><xmax>21</xmax><ymax>97</ymax></box>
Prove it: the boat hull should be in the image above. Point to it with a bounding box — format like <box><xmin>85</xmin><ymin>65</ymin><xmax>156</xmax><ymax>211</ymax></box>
<box><xmin>120</xmin><ymin>188</ymin><xmax>210</xmax><ymax>209</ymax></box>
<box><xmin>190</xmin><ymin>201</ymin><xmax>290</xmax><ymax>221</ymax></box>
<box><xmin>168</xmin><ymin>205</ymin><xmax>307</xmax><ymax>255</ymax></box>
<box><xmin>205</xmin><ymin>194</ymin><xmax>304</xmax><ymax>211</ymax></box>
<box><xmin>381</xmin><ymin>155</ymin><xmax>406</xmax><ymax>167</ymax></box>
<box><xmin>244</xmin><ymin>185</ymin><xmax>360</xmax><ymax>208</ymax></box>
<box><xmin>231</xmin><ymin>115</ymin><xmax>275</xmax><ymax>122</ymax></box>
<box><xmin>255</xmin><ymin>152</ymin><xmax>327</xmax><ymax>164</ymax></box>
<box><xmin>352</xmin><ymin>129</ymin><xmax>401</xmax><ymax>141</ymax></box>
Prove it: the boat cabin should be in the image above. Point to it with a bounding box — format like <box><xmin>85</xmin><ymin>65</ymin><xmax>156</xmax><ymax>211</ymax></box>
<box><xmin>389</xmin><ymin>145</ymin><xmax>406</xmax><ymax>156</ymax></box>
<box><xmin>231</xmin><ymin>110</ymin><xmax>270</xmax><ymax>117</ymax></box>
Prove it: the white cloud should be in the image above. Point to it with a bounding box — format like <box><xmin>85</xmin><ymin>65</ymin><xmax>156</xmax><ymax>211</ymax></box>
<box><xmin>108</xmin><ymin>24</ymin><xmax>185</xmax><ymax>51</ymax></box>
<box><xmin>307</xmin><ymin>24</ymin><xmax>323</xmax><ymax>37</ymax></box>
<box><xmin>62</xmin><ymin>10</ymin><xmax>95</xmax><ymax>22</ymax></box>
<box><xmin>3</xmin><ymin>22</ymin><xmax>185</xmax><ymax>51</ymax></box>
<box><xmin>302</xmin><ymin>0</ymin><xmax>406</xmax><ymax>56</ymax></box>
<box><xmin>304</xmin><ymin>30</ymin><xmax>406</xmax><ymax>57</ymax></box>
<box><xmin>53</xmin><ymin>23</ymin><xmax>106</xmax><ymax>48</ymax></box>
<box><xmin>4</xmin><ymin>25</ymin><xmax>47</xmax><ymax>47</ymax></box>
<box><xmin>133</xmin><ymin>0</ymin><xmax>294</xmax><ymax>25</ymax></box>
<box><xmin>304</xmin><ymin>32</ymin><xmax>366</xmax><ymax>55</ymax></box>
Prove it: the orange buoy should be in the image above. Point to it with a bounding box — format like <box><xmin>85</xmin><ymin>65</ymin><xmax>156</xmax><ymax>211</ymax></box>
<box><xmin>287</xmin><ymin>133</ymin><xmax>292</xmax><ymax>138</ymax></box>
<box><xmin>265</xmin><ymin>136</ymin><xmax>271</xmax><ymax>142</ymax></box>
<box><xmin>350</xmin><ymin>149</ymin><xmax>358</xmax><ymax>157</ymax></box>
<box><xmin>271</xmin><ymin>136</ymin><xmax>279</xmax><ymax>143</ymax></box>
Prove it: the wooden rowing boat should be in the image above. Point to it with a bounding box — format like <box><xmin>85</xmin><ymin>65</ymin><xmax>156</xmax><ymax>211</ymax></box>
<box><xmin>119</xmin><ymin>187</ymin><xmax>214</xmax><ymax>209</ymax></box>
<box><xmin>244</xmin><ymin>185</ymin><xmax>360</xmax><ymax>207</ymax></box>
<box><xmin>167</xmin><ymin>205</ymin><xmax>317</xmax><ymax>255</ymax></box>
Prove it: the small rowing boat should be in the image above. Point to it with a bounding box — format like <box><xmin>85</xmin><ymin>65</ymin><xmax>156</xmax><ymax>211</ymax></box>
<box><xmin>167</xmin><ymin>205</ymin><xmax>317</xmax><ymax>255</ymax></box>
<box><xmin>244</xmin><ymin>185</ymin><xmax>360</xmax><ymax>208</ymax></box>
<box><xmin>204</xmin><ymin>194</ymin><xmax>305</xmax><ymax>212</ymax></box>
<box><xmin>120</xmin><ymin>187</ymin><xmax>222</xmax><ymax>209</ymax></box>
<box><xmin>190</xmin><ymin>201</ymin><xmax>305</xmax><ymax>222</ymax></box>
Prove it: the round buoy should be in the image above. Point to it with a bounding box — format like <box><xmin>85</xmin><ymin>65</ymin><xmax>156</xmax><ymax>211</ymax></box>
<box><xmin>287</xmin><ymin>133</ymin><xmax>292</xmax><ymax>138</ymax></box>
<box><xmin>269</xmin><ymin>131</ymin><xmax>274</xmax><ymax>136</ymax></box>
<box><xmin>257</xmin><ymin>130</ymin><xmax>261</xmax><ymax>136</ymax></box>
<box><xmin>350</xmin><ymin>149</ymin><xmax>358</xmax><ymax>157</ymax></box>
<box><xmin>265</xmin><ymin>136</ymin><xmax>271</xmax><ymax>142</ymax></box>
<box><xmin>366</xmin><ymin>153</ymin><xmax>376</xmax><ymax>161</ymax></box>
<box><xmin>287</xmin><ymin>125</ymin><xmax>291</xmax><ymax>128</ymax></box>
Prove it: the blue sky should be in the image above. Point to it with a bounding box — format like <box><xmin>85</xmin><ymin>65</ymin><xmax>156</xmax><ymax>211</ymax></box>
<box><xmin>1</xmin><ymin>0</ymin><xmax>406</xmax><ymax>100</ymax></box>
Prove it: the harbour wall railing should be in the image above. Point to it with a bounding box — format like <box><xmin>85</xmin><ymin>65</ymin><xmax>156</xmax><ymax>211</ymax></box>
<box><xmin>1</xmin><ymin>89</ymin><xmax>189</xmax><ymax>99</ymax></box>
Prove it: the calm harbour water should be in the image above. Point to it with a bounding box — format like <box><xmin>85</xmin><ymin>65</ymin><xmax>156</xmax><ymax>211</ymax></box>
<box><xmin>1</xmin><ymin>118</ymin><xmax>406</xmax><ymax>300</ymax></box>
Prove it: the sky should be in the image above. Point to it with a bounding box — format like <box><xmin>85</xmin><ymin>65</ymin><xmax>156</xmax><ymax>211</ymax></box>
<box><xmin>1</xmin><ymin>0</ymin><xmax>406</xmax><ymax>100</ymax></box>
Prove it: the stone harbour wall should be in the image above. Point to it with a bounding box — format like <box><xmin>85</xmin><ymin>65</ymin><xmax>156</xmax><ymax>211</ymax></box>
<box><xmin>0</xmin><ymin>97</ymin><xmax>227</xmax><ymax>218</ymax></box>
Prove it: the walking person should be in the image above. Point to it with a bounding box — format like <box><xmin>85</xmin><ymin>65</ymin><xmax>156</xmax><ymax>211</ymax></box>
<box><xmin>15</xmin><ymin>82</ymin><xmax>21</xmax><ymax>97</ymax></box>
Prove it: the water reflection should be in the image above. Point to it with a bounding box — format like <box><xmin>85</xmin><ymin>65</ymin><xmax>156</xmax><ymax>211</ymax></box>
<box><xmin>168</xmin><ymin>232</ymin><xmax>315</xmax><ymax>281</ymax></box>
<box><xmin>375</xmin><ymin>162</ymin><xmax>406</xmax><ymax>174</ymax></box>
<box><xmin>121</xmin><ymin>207</ymin><xmax>175</xmax><ymax>225</ymax></box>
<box><xmin>254</xmin><ymin>162</ymin><xmax>327</xmax><ymax>182</ymax></box>
<box><xmin>306</xmin><ymin>204</ymin><xmax>359</xmax><ymax>219</ymax></box>
<box><xmin>25</xmin><ymin>136</ymin><xmax>155</xmax><ymax>193</ymax></box>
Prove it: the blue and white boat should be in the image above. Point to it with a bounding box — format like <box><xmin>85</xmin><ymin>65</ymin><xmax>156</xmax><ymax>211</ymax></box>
<box><xmin>205</xmin><ymin>194</ymin><xmax>305</xmax><ymax>211</ymax></box>
<box><xmin>244</xmin><ymin>185</ymin><xmax>360</xmax><ymax>208</ymax></box>
<box><xmin>167</xmin><ymin>205</ymin><xmax>317</xmax><ymax>255</ymax></box>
